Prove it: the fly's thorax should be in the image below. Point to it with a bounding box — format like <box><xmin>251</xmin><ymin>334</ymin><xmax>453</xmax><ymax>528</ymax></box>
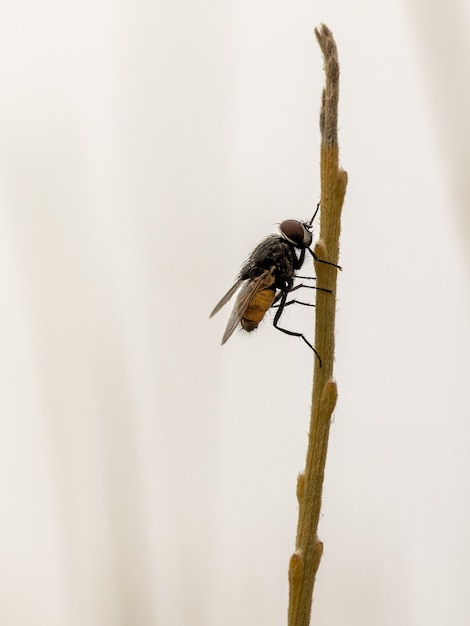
<box><xmin>242</xmin><ymin>235</ymin><xmax>296</xmax><ymax>283</ymax></box>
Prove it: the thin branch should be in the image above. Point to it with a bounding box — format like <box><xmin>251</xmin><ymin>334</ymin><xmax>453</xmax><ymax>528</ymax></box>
<box><xmin>288</xmin><ymin>24</ymin><xmax>347</xmax><ymax>626</ymax></box>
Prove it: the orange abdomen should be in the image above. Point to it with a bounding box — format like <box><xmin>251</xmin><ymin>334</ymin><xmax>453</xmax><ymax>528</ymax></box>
<box><xmin>241</xmin><ymin>287</ymin><xmax>276</xmax><ymax>332</ymax></box>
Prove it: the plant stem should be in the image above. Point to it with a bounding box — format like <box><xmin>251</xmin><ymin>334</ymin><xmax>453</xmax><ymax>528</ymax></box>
<box><xmin>287</xmin><ymin>24</ymin><xmax>347</xmax><ymax>626</ymax></box>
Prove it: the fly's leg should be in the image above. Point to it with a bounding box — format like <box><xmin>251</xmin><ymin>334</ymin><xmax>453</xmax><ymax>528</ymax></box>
<box><xmin>294</xmin><ymin>284</ymin><xmax>331</xmax><ymax>294</ymax></box>
<box><xmin>307</xmin><ymin>248</ymin><xmax>342</xmax><ymax>271</ymax></box>
<box><xmin>304</xmin><ymin>202</ymin><xmax>341</xmax><ymax>270</ymax></box>
<box><xmin>293</xmin><ymin>277</ymin><xmax>331</xmax><ymax>294</ymax></box>
<box><xmin>272</xmin><ymin>284</ymin><xmax>317</xmax><ymax>308</ymax></box>
<box><xmin>272</xmin><ymin>299</ymin><xmax>314</xmax><ymax>309</ymax></box>
<box><xmin>306</xmin><ymin>201</ymin><xmax>321</xmax><ymax>226</ymax></box>
<box><xmin>271</xmin><ymin>282</ymin><xmax>330</xmax><ymax>310</ymax></box>
<box><xmin>272</xmin><ymin>291</ymin><xmax>322</xmax><ymax>366</ymax></box>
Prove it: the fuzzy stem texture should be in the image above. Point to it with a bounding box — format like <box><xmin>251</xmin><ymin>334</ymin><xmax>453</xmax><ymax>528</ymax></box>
<box><xmin>287</xmin><ymin>24</ymin><xmax>347</xmax><ymax>626</ymax></box>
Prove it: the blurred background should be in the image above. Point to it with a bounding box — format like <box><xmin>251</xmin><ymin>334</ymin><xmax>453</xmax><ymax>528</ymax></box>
<box><xmin>1</xmin><ymin>1</ymin><xmax>470</xmax><ymax>625</ymax></box>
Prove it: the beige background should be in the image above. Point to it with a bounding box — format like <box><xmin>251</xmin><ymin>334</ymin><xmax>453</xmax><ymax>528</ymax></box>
<box><xmin>1</xmin><ymin>0</ymin><xmax>470</xmax><ymax>625</ymax></box>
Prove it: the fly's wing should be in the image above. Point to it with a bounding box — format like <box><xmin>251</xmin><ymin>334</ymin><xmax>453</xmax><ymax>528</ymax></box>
<box><xmin>211</xmin><ymin>235</ymin><xmax>280</xmax><ymax>320</ymax></box>
<box><xmin>221</xmin><ymin>268</ymin><xmax>275</xmax><ymax>345</ymax></box>
<box><xmin>210</xmin><ymin>279</ymin><xmax>243</xmax><ymax>318</ymax></box>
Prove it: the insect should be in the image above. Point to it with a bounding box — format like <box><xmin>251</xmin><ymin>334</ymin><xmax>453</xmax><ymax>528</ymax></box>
<box><xmin>210</xmin><ymin>205</ymin><xmax>339</xmax><ymax>362</ymax></box>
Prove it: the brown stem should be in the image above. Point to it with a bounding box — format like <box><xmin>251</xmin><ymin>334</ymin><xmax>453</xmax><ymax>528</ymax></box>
<box><xmin>287</xmin><ymin>24</ymin><xmax>347</xmax><ymax>626</ymax></box>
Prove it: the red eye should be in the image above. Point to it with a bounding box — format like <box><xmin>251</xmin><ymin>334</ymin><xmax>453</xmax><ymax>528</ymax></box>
<box><xmin>280</xmin><ymin>220</ymin><xmax>312</xmax><ymax>247</ymax></box>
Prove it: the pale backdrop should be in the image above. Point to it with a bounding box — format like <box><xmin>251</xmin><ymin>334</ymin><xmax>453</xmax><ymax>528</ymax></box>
<box><xmin>1</xmin><ymin>1</ymin><xmax>470</xmax><ymax>625</ymax></box>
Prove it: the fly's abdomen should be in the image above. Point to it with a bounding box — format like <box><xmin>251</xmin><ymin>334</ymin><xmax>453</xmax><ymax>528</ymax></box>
<box><xmin>241</xmin><ymin>287</ymin><xmax>276</xmax><ymax>332</ymax></box>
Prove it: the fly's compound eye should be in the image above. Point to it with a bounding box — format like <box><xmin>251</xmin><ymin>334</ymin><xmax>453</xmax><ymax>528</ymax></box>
<box><xmin>280</xmin><ymin>220</ymin><xmax>313</xmax><ymax>248</ymax></box>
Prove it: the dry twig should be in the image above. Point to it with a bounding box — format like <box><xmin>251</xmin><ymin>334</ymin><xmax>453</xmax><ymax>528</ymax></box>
<box><xmin>287</xmin><ymin>24</ymin><xmax>348</xmax><ymax>626</ymax></box>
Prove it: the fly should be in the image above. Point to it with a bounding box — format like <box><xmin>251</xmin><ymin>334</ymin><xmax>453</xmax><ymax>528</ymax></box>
<box><xmin>210</xmin><ymin>204</ymin><xmax>340</xmax><ymax>363</ymax></box>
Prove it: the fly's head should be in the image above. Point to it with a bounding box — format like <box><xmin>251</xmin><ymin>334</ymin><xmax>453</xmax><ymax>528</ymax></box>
<box><xmin>279</xmin><ymin>219</ymin><xmax>313</xmax><ymax>249</ymax></box>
